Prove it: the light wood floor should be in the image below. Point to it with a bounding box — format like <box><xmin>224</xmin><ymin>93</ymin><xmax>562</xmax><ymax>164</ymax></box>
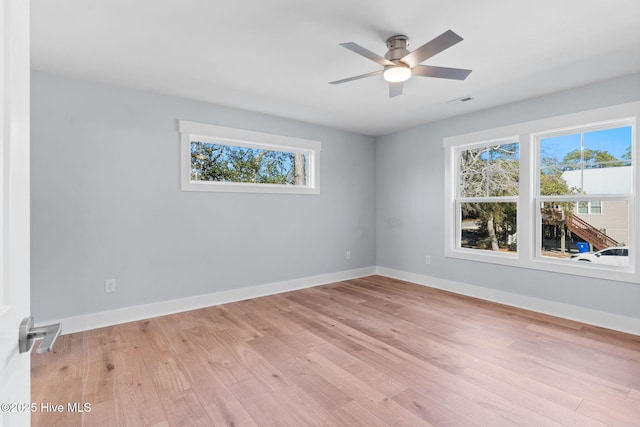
<box><xmin>32</xmin><ymin>275</ymin><xmax>640</xmax><ymax>426</ymax></box>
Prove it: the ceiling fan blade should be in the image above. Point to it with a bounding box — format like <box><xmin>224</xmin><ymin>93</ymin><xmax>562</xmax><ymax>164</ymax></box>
<box><xmin>400</xmin><ymin>30</ymin><xmax>463</xmax><ymax>68</ymax></box>
<box><xmin>412</xmin><ymin>65</ymin><xmax>472</xmax><ymax>80</ymax></box>
<box><xmin>389</xmin><ymin>82</ymin><xmax>403</xmax><ymax>98</ymax></box>
<box><xmin>329</xmin><ymin>70</ymin><xmax>383</xmax><ymax>85</ymax></box>
<box><xmin>340</xmin><ymin>42</ymin><xmax>395</xmax><ymax>66</ymax></box>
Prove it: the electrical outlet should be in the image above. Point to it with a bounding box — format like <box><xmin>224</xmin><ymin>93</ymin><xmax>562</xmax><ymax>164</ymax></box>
<box><xmin>346</xmin><ymin>250</ymin><xmax>351</xmax><ymax>260</ymax></box>
<box><xmin>105</xmin><ymin>279</ymin><xmax>116</xmax><ymax>293</ymax></box>
<box><xmin>425</xmin><ymin>255</ymin><xmax>431</xmax><ymax>265</ymax></box>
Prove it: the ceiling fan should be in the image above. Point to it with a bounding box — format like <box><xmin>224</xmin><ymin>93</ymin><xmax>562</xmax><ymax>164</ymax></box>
<box><xmin>329</xmin><ymin>30</ymin><xmax>472</xmax><ymax>98</ymax></box>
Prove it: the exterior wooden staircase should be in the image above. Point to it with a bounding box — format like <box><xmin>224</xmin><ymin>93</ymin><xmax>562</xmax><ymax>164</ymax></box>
<box><xmin>566</xmin><ymin>214</ymin><xmax>618</xmax><ymax>251</ymax></box>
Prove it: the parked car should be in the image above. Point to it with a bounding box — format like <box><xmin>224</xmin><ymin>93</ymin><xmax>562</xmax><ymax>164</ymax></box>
<box><xmin>571</xmin><ymin>246</ymin><xmax>629</xmax><ymax>267</ymax></box>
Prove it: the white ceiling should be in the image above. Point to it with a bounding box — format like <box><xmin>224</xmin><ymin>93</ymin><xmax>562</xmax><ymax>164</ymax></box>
<box><xmin>31</xmin><ymin>0</ymin><xmax>640</xmax><ymax>136</ymax></box>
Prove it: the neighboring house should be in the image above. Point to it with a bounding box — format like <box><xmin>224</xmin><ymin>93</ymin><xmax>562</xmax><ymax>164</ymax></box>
<box><xmin>562</xmin><ymin>166</ymin><xmax>630</xmax><ymax>248</ymax></box>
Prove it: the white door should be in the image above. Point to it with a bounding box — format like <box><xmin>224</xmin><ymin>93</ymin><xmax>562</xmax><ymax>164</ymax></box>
<box><xmin>0</xmin><ymin>0</ymin><xmax>31</xmax><ymax>426</ymax></box>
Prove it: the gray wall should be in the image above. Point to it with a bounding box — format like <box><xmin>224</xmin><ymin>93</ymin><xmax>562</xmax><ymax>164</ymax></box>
<box><xmin>32</xmin><ymin>70</ymin><xmax>640</xmax><ymax>324</ymax></box>
<box><xmin>376</xmin><ymin>72</ymin><xmax>640</xmax><ymax>319</ymax></box>
<box><xmin>31</xmin><ymin>71</ymin><xmax>376</xmax><ymax>321</ymax></box>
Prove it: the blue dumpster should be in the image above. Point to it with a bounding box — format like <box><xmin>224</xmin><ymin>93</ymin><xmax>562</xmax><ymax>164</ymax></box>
<box><xmin>576</xmin><ymin>242</ymin><xmax>589</xmax><ymax>253</ymax></box>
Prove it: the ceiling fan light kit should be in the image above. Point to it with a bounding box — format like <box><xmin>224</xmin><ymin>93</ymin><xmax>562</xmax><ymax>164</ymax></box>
<box><xmin>383</xmin><ymin>64</ymin><xmax>411</xmax><ymax>83</ymax></box>
<box><xmin>330</xmin><ymin>30</ymin><xmax>472</xmax><ymax>98</ymax></box>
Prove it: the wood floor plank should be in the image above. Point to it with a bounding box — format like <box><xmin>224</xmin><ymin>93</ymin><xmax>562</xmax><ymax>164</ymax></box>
<box><xmin>111</xmin><ymin>342</ymin><xmax>167</xmax><ymax>426</ymax></box>
<box><xmin>348</xmin><ymin>335</ymin><xmax>559</xmax><ymax>427</ymax></box>
<box><xmin>178</xmin><ymin>349</ymin><xmax>257</xmax><ymax>426</ymax></box>
<box><xmin>247</xmin><ymin>334</ymin><xmax>353</xmax><ymax>411</ymax></box>
<box><xmin>81</xmin><ymin>328</ymin><xmax>117</xmax><ymax>405</ymax></box>
<box><xmin>525</xmin><ymin>361</ymin><xmax>632</xmax><ymax>403</ymax></box>
<box><xmin>331</xmin><ymin>401</ymin><xmax>391</xmax><ymax>427</ymax></box>
<box><xmin>526</xmin><ymin>323</ymin><xmax>640</xmax><ymax>360</ymax></box>
<box><xmin>227</xmin><ymin>378</ymin><xmax>299</xmax><ymax>427</ymax></box>
<box><xmin>459</xmin><ymin>351</ymin><xmax>584</xmax><ymax>411</ymax></box>
<box><xmin>459</xmin><ymin>367</ymin><xmax>604</xmax><ymax>427</ymax></box>
<box><xmin>509</xmin><ymin>334</ymin><xmax>640</xmax><ymax>389</ymax></box>
<box><xmin>31</xmin><ymin>333</ymin><xmax>86</xmax><ymax>427</ymax></box>
<box><xmin>304</xmin><ymin>351</ymin><xmax>433</xmax><ymax>426</ymax></box>
<box><xmin>158</xmin><ymin>390</ymin><xmax>212</xmax><ymax>427</ymax></box>
<box><xmin>579</xmin><ymin>393</ymin><xmax>640</xmax><ymax>424</ymax></box>
<box><xmin>313</xmin><ymin>342</ymin><xmax>409</xmax><ymax>397</ymax></box>
<box><xmin>392</xmin><ymin>387</ymin><xmax>480</xmax><ymax>427</ymax></box>
<box><xmin>32</xmin><ymin>275</ymin><xmax>640</xmax><ymax>426</ymax></box>
<box><xmin>271</xmin><ymin>384</ymin><xmax>344</xmax><ymax>426</ymax></box>
<box><xmin>577</xmin><ymin>398</ymin><xmax>640</xmax><ymax>427</ymax></box>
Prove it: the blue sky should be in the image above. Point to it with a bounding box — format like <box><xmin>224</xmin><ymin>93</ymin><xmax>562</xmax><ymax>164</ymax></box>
<box><xmin>540</xmin><ymin>125</ymin><xmax>632</xmax><ymax>164</ymax></box>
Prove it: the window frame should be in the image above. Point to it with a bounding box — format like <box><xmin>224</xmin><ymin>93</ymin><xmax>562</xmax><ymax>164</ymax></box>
<box><xmin>533</xmin><ymin>119</ymin><xmax>634</xmax><ymax>267</ymax></box>
<box><xmin>444</xmin><ymin>101</ymin><xmax>639</xmax><ymax>283</ymax></box>
<box><xmin>179</xmin><ymin>120</ymin><xmax>321</xmax><ymax>194</ymax></box>
<box><xmin>454</xmin><ymin>137</ymin><xmax>520</xmax><ymax>258</ymax></box>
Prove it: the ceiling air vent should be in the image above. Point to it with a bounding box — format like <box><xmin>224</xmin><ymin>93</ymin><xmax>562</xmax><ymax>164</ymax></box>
<box><xmin>447</xmin><ymin>96</ymin><xmax>473</xmax><ymax>104</ymax></box>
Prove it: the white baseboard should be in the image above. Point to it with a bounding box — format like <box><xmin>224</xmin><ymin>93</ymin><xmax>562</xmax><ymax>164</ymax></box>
<box><xmin>45</xmin><ymin>267</ymin><xmax>376</xmax><ymax>335</ymax></box>
<box><xmin>43</xmin><ymin>265</ymin><xmax>640</xmax><ymax>337</ymax></box>
<box><xmin>376</xmin><ymin>266</ymin><xmax>640</xmax><ymax>336</ymax></box>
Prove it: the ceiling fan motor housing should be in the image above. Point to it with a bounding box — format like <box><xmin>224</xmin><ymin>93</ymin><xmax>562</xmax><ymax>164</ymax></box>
<box><xmin>384</xmin><ymin>35</ymin><xmax>410</xmax><ymax>61</ymax></box>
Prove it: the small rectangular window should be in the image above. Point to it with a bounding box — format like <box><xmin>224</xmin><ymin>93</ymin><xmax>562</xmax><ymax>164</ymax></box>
<box><xmin>190</xmin><ymin>141</ymin><xmax>308</xmax><ymax>186</ymax></box>
<box><xmin>577</xmin><ymin>201</ymin><xmax>602</xmax><ymax>215</ymax></box>
<box><xmin>577</xmin><ymin>202</ymin><xmax>589</xmax><ymax>214</ymax></box>
<box><xmin>180</xmin><ymin>121</ymin><xmax>320</xmax><ymax>194</ymax></box>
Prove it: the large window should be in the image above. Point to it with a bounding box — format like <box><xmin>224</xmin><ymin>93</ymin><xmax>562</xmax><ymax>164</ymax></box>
<box><xmin>444</xmin><ymin>102</ymin><xmax>639</xmax><ymax>283</ymax></box>
<box><xmin>457</xmin><ymin>140</ymin><xmax>519</xmax><ymax>253</ymax></box>
<box><xmin>180</xmin><ymin>120</ymin><xmax>321</xmax><ymax>194</ymax></box>
<box><xmin>536</xmin><ymin>123</ymin><xmax>632</xmax><ymax>262</ymax></box>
